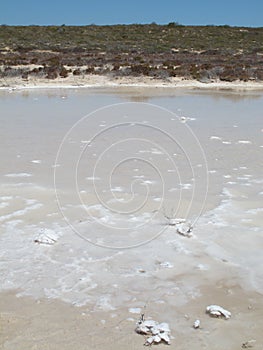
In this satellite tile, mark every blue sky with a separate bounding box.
[1,0,262,27]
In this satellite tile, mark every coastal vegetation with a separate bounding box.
[1,23,263,82]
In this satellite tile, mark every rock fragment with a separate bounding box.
[193,319,201,328]
[135,316,171,345]
[206,305,231,319]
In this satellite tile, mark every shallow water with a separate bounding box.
[0,87,262,311]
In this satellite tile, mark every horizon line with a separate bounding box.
[1,23,262,28]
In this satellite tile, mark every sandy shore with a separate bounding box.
[1,74,263,91]
[1,286,262,350]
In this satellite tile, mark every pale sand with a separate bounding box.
[1,287,262,350]
[1,74,263,91]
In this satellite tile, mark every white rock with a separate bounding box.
[158,322,170,332]
[153,335,162,343]
[242,339,256,348]
[168,218,185,226]
[176,222,193,237]
[206,305,231,319]
[210,310,222,317]
[151,326,160,335]
[160,332,171,344]
[136,318,171,345]
[135,324,149,334]
[143,320,157,328]
[193,319,200,328]
[34,229,58,245]
[145,336,154,345]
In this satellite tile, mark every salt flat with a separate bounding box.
[0,87,262,349]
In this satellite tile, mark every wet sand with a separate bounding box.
[0,287,262,350]
[0,87,262,349]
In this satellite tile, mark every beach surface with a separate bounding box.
[2,75,263,91]
[0,87,262,349]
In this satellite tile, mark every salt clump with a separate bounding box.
[206,305,231,319]
[135,316,171,346]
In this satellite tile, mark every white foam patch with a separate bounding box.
[180,183,192,190]
[47,212,59,217]
[0,202,43,223]
[199,186,263,291]
[210,136,222,140]
[133,175,145,179]
[237,176,249,181]
[107,197,131,205]
[86,176,101,181]
[195,264,209,271]
[111,186,124,192]
[159,261,174,268]
[80,140,91,144]
[237,140,252,144]
[86,204,117,225]
[5,173,32,178]
[0,202,9,209]
[31,160,41,164]
[246,208,263,215]
[251,179,263,184]
[95,296,115,311]
[241,218,252,223]
[129,307,141,314]
[0,219,123,306]
[0,172,261,309]
[128,216,142,222]
[0,196,13,201]
[168,187,178,192]
[180,116,195,122]
[153,197,162,202]
[151,149,163,155]
[2,219,23,229]
[141,180,156,185]
[138,150,151,154]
